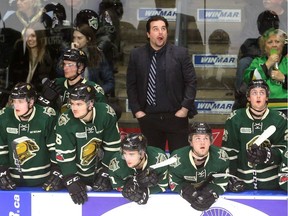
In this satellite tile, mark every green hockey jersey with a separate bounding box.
[55,77,106,113]
[108,146,168,194]
[55,102,121,185]
[0,105,57,186]
[169,145,230,196]
[222,108,287,190]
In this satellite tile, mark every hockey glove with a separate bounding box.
[42,79,61,100]
[64,175,88,205]
[136,168,159,188]
[190,187,218,211]
[247,144,273,164]
[180,182,198,205]
[122,177,149,205]
[42,165,64,191]
[92,166,112,192]
[0,166,16,190]
[227,177,245,192]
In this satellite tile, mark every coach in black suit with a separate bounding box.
[126,15,197,153]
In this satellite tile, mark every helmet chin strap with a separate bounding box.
[67,66,84,81]
[192,150,208,162]
[133,154,146,169]
[79,102,93,121]
[19,100,33,120]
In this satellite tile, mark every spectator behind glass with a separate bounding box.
[233,10,280,110]
[222,79,287,191]
[3,23,55,108]
[243,28,287,115]
[4,0,44,35]
[204,29,231,88]
[41,2,72,63]
[241,0,287,41]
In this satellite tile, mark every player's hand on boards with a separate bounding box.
[0,166,16,190]
[42,165,64,191]
[92,166,112,191]
[190,187,218,211]
[64,175,88,205]
[136,168,159,187]
[122,177,149,205]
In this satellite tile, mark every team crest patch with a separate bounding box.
[88,16,99,31]
[58,113,70,126]
[106,104,116,117]
[169,154,180,168]
[109,158,120,172]
[155,153,167,164]
[218,149,228,161]
[94,85,105,95]
[0,108,5,115]
[43,106,56,116]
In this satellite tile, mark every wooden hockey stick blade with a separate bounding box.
[150,156,177,169]
[254,125,276,146]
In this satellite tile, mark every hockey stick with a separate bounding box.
[253,125,276,146]
[150,156,177,169]
[212,173,239,179]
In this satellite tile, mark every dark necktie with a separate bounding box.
[147,52,157,106]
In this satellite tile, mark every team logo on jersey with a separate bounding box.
[19,123,29,132]
[0,108,5,115]
[88,16,99,31]
[43,106,56,116]
[58,113,70,126]
[155,153,167,164]
[80,138,102,165]
[6,127,18,134]
[56,152,64,161]
[218,149,228,161]
[169,154,181,168]
[94,84,105,95]
[12,136,39,164]
[109,157,120,172]
[106,104,116,117]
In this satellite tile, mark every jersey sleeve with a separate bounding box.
[55,113,78,176]
[221,110,241,174]
[99,104,121,166]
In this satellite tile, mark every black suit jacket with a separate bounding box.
[126,43,197,118]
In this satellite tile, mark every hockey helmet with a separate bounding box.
[42,3,66,29]
[99,0,124,18]
[246,79,270,97]
[121,133,147,153]
[69,83,96,102]
[63,49,88,68]
[10,82,37,100]
[189,122,212,136]
[257,10,279,35]
[74,9,99,32]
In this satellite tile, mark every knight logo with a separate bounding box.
[137,8,176,21]
[193,54,237,68]
[197,9,241,22]
[195,100,234,114]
